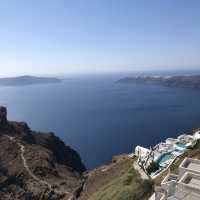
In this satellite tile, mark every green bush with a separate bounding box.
[146,161,159,174]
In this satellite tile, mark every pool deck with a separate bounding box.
[151,156,177,179]
[135,131,200,179]
[187,163,200,172]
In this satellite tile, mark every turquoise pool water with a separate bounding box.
[176,143,186,149]
[157,152,173,165]
[156,144,187,166]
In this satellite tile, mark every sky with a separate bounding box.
[0,0,200,76]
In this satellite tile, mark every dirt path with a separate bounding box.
[5,135,74,199]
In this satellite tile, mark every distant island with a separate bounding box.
[117,75,200,89]
[0,75,61,86]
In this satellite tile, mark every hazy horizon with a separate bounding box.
[1,0,200,76]
[2,68,200,78]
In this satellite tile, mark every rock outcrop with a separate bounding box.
[0,106,7,125]
[0,106,86,200]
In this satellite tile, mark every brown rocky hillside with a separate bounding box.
[0,106,86,200]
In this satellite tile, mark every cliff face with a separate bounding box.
[0,106,153,200]
[0,106,86,200]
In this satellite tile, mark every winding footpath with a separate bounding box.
[5,135,75,200]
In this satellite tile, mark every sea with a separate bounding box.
[1,70,200,169]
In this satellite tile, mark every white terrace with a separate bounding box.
[153,158,200,200]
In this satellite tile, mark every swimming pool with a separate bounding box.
[176,143,187,149]
[157,152,173,165]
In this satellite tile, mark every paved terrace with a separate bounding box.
[179,172,200,194]
[179,158,200,178]
[149,158,200,200]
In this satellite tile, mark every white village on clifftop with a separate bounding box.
[131,129,200,199]
[134,130,200,178]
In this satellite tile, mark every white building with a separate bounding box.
[135,146,150,157]
[193,131,200,140]
[154,158,200,200]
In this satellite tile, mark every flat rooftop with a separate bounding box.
[178,172,200,198]
[187,176,200,189]
[187,162,200,172]
[180,158,200,173]
[158,158,200,200]
[169,186,200,200]
[173,192,200,200]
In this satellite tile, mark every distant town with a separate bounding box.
[118,75,200,89]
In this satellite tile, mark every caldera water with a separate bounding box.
[1,71,200,169]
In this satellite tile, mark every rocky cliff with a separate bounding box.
[0,106,154,200]
[0,106,86,200]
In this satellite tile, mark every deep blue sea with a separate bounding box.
[1,71,200,169]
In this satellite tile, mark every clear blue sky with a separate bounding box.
[0,0,200,76]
